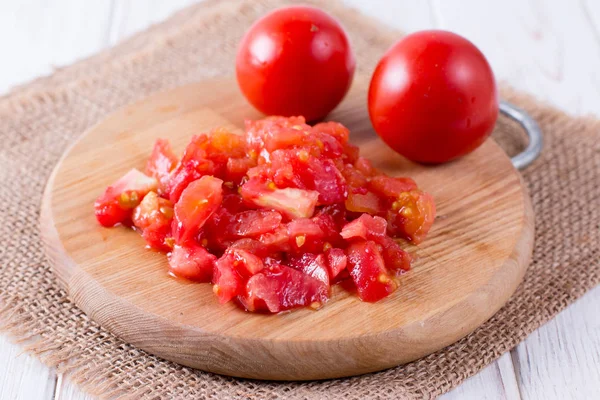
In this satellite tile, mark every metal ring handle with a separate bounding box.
[499,100,543,170]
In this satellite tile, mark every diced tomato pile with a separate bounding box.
[94,116,436,313]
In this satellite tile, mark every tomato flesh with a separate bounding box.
[346,241,396,302]
[96,116,436,312]
[169,243,216,282]
[94,168,158,227]
[240,265,329,313]
[146,139,178,196]
[341,213,388,243]
[288,253,330,286]
[240,178,319,220]
[132,191,174,251]
[172,176,223,244]
[386,190,436,244]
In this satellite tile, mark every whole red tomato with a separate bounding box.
[368,30,498,163]
[236,6,355,122]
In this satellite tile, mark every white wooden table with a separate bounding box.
[1,1,599,399]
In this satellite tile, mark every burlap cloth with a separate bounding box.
[0,0,598,398]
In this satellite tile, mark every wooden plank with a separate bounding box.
[0,0,114,95]
[0,335,56,400]
[107,0,202,45]
[433,2,600,398]
[512,286,600,400]
[54,375,95,400]
[442,354,522,400]
[429,0,600,116]
[343,0,434,33]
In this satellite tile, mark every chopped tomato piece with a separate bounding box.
[240,178,319,219]
[258,225,291,253]
[145,139,178,195]
[312,121,350,144]
[94,168,158,227]
[229,210,282,238]
[132,191,174,251]
[325,248,347,279]
[169,243,216,282]
[287,218,325,254]
[245,116,309,153]
[172,176,223,244]
[342,142,360,163]
[240,265,329,313]
[340,214,387,242]
[95,116,437,312]
[269,150,348,204]
[213,253,243,304]
[225,157,255,185]
[340,163,369,195]
[228,238,270,258]
[168,135,219,202]
[207,127,247,159]
[229,248,265,277]
[369,175,417,198]
[288,253,330,286]
[168,165,200,203]
[201,206,235,252]
[353,157,378,177]
[345,191,382,215]
[346,241,396,302]
[312,213,344,248]
[386,190,436,244]
[380,237,412,273]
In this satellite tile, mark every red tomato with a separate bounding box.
[236,6,355,121]
[368,30,498,163]
[145,139,178,196]
[132,191,174,252]
[386,190,436,244]
[95,116,440,312]
[239,265,329,313]
[325,248,347,279]
[346,240,396,302]
[168,243,216,282]
[172,176,223,244]
[94,169,158,227]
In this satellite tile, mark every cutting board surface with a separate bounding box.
[41,78,534,380]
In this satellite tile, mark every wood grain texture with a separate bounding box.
[39,77,534,380]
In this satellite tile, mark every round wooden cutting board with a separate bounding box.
[40,78,534,381]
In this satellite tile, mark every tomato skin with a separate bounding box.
[236,6,355,122]
[368,30,498,163]
[168,244,217,282]
[346,240,396,302]
[132,192,174,251]
[145,139,178,196]
[94,169,158,227]
[172,176,223,244]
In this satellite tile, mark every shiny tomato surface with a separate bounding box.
[369,30,498,163]
[236,6,355,121]
[95,117,436,313]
